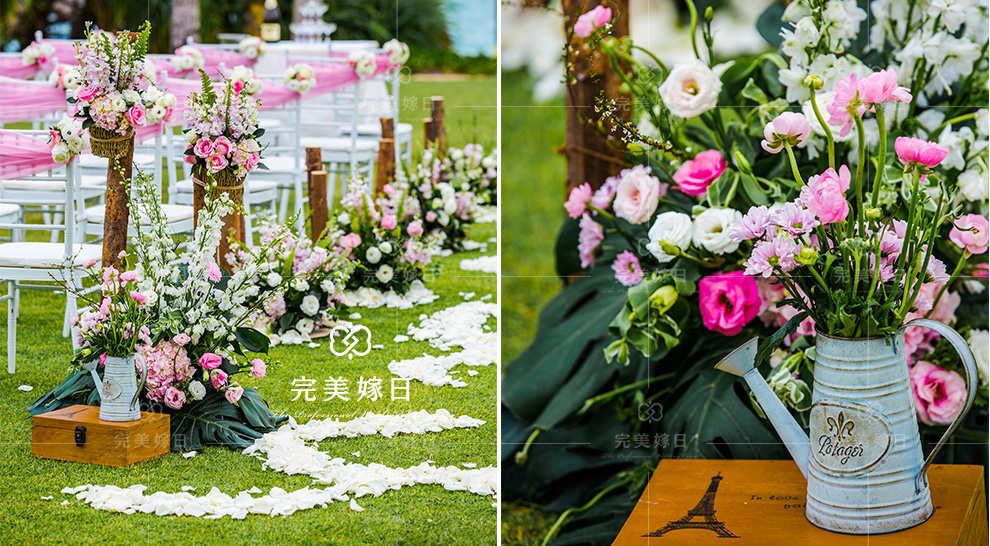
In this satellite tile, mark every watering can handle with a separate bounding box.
[131,353,148,413]
[903,318,979,493]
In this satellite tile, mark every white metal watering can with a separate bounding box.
[83,354,148,422]
[715,318,979,534]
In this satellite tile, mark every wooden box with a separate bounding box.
[32,405,170,467]
[614,459,987,546]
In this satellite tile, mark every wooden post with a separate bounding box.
[561,0,631,197]
[192,170,245,269]
[423,118,434,149]
[374,117,395,197]
[426,96,445,152]
[101,148,134,268]
[306,145,326,243]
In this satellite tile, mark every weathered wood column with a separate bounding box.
[561,0,631,197]
[424,96,445,152]
[374,117,396,197]
[101,147,134,268]
[305,147,327,242]
[192,169,244,268]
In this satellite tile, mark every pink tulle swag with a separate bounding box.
[698,271,761,336]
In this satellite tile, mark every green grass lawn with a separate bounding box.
[0,76,498,545]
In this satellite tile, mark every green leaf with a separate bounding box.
[755,310,807,367]
[741,78,769,104]
[170,388,284,451]
[235,326,270,354]
[756,1,786,48]
[555,216,584,279]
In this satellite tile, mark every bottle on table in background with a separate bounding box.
[261,0,281,42]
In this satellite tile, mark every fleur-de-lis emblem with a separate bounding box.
[826,411,855,441]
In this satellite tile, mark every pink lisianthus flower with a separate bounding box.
[613,166,666,224]
[198,353,223,370]
[761,112,811,154]
[163,387,186,410]
[574,5,612,38]
[612,250,644,286]
[744,237,802,278]
[225,385,244,404]
[857,68,911,106]
[894,137,949,175]
[125,105,146,127]
[193,138,213,158]
[74,85,97,103]
[205,261,222,282]
[910,360,966,425]
[578,213,604,268]
[212,136,233,156]
[590,176,619,210]
[565,182,594,218]
[698,271,761,336]
[407,221,424,237]
[672,150,726,196]
[799,165,851,224]
[173,333,191,346]
[827,74,866,138]
[949,214,989,255]
[211,370,228,388]
[340,233,361,249]
[129,291,147,304]
[250,358,267,378]
[381,214,397,230]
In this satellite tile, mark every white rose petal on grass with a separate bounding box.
[182,451,197,459]
[349,498,365,512]
[691,208,743,255]
[646,211,693,263]
[41,496,53,500]
[307,342,320,349]
[467,370,479,376]
[352,451,360,457]
[300,295,320,316]
[393,335,409,342]
[17,385,33,392]
[182,486,196,492]
[349,313,362,319]
[372,344,384,350]
[658,61,722,118]
[462,463,477,468]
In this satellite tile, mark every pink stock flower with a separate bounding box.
[74,85,97,103]
[578,213,604,268]
[612,250,644,286]
[251,358,267,378]
[827,74,866,138]
[198,353,223,370]
[574,5,612,38]
[698,271,761,336]
[173,333,191,346]
[730,205,771,241]
[425,211,438,222]
[673,150,726,196]
[381,214,397,230]
[163,387,186,410]
[895,137,949,171]
[565,182,593,218]
[761,112,811,154]
[193,138,213,158]
[382,183,395,196]
[340,233,362,249]
[129,291,147,304]
[744,237,802,278]
[225,385,244,404]
[212,136,233,156]
[613,166,665,224]
[407,221,424,237]
[910,360,966,425]
[949,214,989,255]
[800,165,851,224]
[125,105,146,127]
[858,68,911,105]
[205,261,222,282]
[211,370,228,388]
[120,270,139,282]
[209,154,229,172]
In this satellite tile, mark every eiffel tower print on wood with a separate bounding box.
[644,472,739,538]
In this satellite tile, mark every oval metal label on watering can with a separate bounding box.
[810,400,892,475]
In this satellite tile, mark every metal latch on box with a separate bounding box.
[74,425,85,447]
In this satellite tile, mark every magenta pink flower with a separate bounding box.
[730,205,771,241]
[225,385,244,404]
[612,250,644,286]
[99,353,107,367]
[858,68,911,105]
[800,165,851,224]
[895,137,949,171]
[574,5,612,38]
[827,74,866,138]
[910,360,966,425]
[205,262,222,282]
[251,358,267,378]
[761,112,810,154]
[212,136,233,156]
[381,214,397,230]
[74,85,97,103]
[173,333,191,346]
[125,105,146,127]
[407,221,424,237]
[699,271,761,336]
[949,214,989,255]
[744,237,801,278]
[565,182,593,218]
[193,138,213,158]
[198,353,223,370]
[211,369,228,388]
[673,150,726,196]
[163,387,186,410]
[341,233,362,249]
[578,214,604,268]
[129,291,147,304]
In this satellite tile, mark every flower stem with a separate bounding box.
[852,114,867,236]
[870,105,887,208]
[924,252,969,319]
[808,86,835,170]
[685,0,701,60]
[784,144,804,186]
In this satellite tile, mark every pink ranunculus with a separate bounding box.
[565,182,593,218]
[212,136,233,156]
[74,85,97,103]
[205,261,222,282]
[699,271,761,336]
[198,353,223,370]
[129,291,147,304]
[673,150,726,196]
[800,165,851,224]
[425,211,438,222]
[251,358,267,378]
[341,233,362,249]
[381,214,397,230]
[910,360,966,425]
[761,112,811,154]
[858,68,911,105]
[120,270,139,282]
[949,214,989,255]
[163,387,186,410]
[612,250,644,286]
[209,154,229,173]
[895,137,949,169]
[407,221,424,237]
[225,385,244,404]
[173,333,191,346]
[125,105,146,127]
[193,138,213,158]
[613,165,665,224]
[574,5,612,38]
[184,154,197,165]
[211,369,228,389]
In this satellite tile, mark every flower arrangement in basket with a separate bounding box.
[441,144,499,206]
[69,21,175,157]
[48,64,81,90]
[283,63,316,93]
[238,36,265,60]
[21,40,55,69]
[383,39,411,67]
[227,220,355,345]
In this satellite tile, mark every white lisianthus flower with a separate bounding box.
[185,130,199,144]
[338,212,350,224]
[296,318,315,335]
[188,380,206,401]
[143,85,162,102]
[292,278,309,292]
[244,78,263,95]
[366,247,382,264]
[376,265,394,284]
[300,295,320,316]
[266,272,282,287]
[65,135,84,152]
[958,165,988,202]
[646,211,693,263]
[378,241,393,254]
[692,208,743,255]
[111,95,127,112]
[160,92,176,108]
[658,61,722,119]
[970,330,988,385]
[51,142,72,163]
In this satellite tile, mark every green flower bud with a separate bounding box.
[865,207,882,220]
[659,240,682,257]
[802,75,824,90]
[704,7,714,23]
[795,247,818,265]
[649,285,679,314]
[733,150,752,174]
[514,451,528,465]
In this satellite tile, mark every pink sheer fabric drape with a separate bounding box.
[0,130,64,179]
[287,55,392,96]
[0,54,39,79]
[152,47,256,79]
[0,76,68,123]
[38,40,80,65]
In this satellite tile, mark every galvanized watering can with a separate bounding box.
[715,318,978,534]
[83,354,148,422]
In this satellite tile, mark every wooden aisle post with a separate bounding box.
[101,149,134,268]
[305,147,327,242]
[192,172,245,269]
[374,117,396,197]
[561,0,631,198]
[423,96,445,152]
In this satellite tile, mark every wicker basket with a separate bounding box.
[192,167,245,205]
[89,126,135,159]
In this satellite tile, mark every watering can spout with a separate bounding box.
[82,360,104,400]
[715,337,810,479]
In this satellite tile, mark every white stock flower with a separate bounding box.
[646,212,693,263]
[301,295,320,316]
[338,213,351,224]
[266,272,283,287]
[658,61,722,119]
[366,247,382,264]
[692,208,743,255]
[188,380,206,401]
[970,330,988,385]
[376,265,395,284]
[292,278,309,292]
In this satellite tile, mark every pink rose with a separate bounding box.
[341,233,362,249]
[125,105,146,127]
[163,387,186,410]
[564,182,593,218]
[407,221,424,237]
[673,150,726,196]
[129,291,147,304]
[205,262,222,282]
[193,138,213,158]
[211,369,228,389]
[251,358,267,378]
[574,5,612,38]
[381,214,397,230]
[244,152,260,171]
[426,211,437,222]
[800,165,851,224]
[613,165,665,224]
[232,81,244,95]
[209,154,229,173]
[199,353,223,369]
[173,333,191,346]
[212,136,233,156]
[184,154,197,165]
[74,85,97,103]
[910,360,966,425]
[225,385,244,404]
[949,214,989,255]
[698,271,761,336]
[895,137,949,169]
[99,353,107,367]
